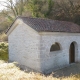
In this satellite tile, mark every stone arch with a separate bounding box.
[50,42,61,52]
[69,41,78,63]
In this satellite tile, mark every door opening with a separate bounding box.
[69,42,75,63]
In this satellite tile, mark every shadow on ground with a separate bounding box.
[51,63,80,78]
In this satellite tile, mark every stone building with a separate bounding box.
[6,17,80,74]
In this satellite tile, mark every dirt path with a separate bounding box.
[52,63,80,77]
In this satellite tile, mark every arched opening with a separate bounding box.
[69,42,76,63]
[50,42,61,52]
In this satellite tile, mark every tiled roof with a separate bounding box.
[7,17,80,33]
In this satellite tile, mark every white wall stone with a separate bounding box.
[39,32,80,73]
[8,23,80,74]
[8,23,41,72]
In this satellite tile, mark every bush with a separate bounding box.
[0,33,8,42]
[0,42,8,61]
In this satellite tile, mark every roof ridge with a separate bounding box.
[17,16,79,25]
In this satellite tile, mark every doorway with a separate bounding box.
[69,42,75,63]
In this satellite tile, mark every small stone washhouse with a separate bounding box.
[6,17,80,74]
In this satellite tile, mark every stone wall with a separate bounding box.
[39,32,80,73]
[8,23,41,72]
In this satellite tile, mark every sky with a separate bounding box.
[0,0,16,11]
[0,0,7,10]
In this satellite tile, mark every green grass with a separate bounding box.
[0,42,8,61]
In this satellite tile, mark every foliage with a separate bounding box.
[27,0,46,17]
[0,0,80,36]
[52,0,80,25]
[0,0,28,21]
[27,0,54,18]
[0,10,13,33]
[0,0,28,34]
[44,0,54,18]
[0,42,8,61]
[27,0,80,25]
[0,33,8,42]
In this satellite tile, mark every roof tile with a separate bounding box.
[7,17,80,33]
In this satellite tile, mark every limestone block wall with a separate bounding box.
[8,23,41,72]
[39,32,80,73]
[8,23,80,74]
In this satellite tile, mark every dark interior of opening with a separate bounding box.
[50,43,60,52]
[69,42,75,63]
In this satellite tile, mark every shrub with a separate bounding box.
[0,33,8,42]
[0,42,8,61]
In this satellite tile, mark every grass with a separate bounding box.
[0,49,8,61]
[0,60,80,80]
[0,42,8,61]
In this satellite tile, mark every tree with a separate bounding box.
[52,0,80,25]
[44,0,54,18]
[0,0,28,21]
[27,0,54,18]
